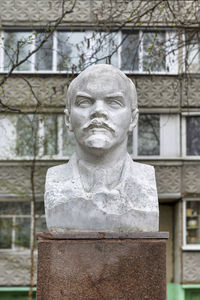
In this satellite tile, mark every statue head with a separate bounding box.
[64,64,138,154]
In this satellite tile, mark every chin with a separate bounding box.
[85,135,112,151]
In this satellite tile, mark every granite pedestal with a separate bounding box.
[37,232,168,300]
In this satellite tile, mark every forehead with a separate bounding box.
[76,71,127,96]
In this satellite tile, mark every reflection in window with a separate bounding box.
[186,201,200,245]
[121,31,139,71]
[15,217,30,248]
[57,31,86,71]
[138,114,160,156]
[16,114,39,156]
[186,117,200,155]
[143,31,166,72]
[185,32,200,73]
[0,201,46,249]
[0,218,12,249]
[90,32,118,66]
[121,31,166,72]
[35,32,53,71]
[43,115,58,156]
[4,31,33,71]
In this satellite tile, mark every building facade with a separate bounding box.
[0,1,200,299]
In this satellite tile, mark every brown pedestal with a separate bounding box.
[37,232,168,300]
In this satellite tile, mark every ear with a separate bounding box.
[64,108,73,131]
[129,108,139,132]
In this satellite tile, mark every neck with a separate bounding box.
[75,140,128,167]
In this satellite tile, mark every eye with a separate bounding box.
[107,99,123,108]
[75,98,93,108]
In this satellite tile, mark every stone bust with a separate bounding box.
[44,64,159,232]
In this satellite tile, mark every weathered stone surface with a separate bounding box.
[45,65,159,232]
[37,232,168,300]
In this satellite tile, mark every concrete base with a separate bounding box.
[36,232,168,300]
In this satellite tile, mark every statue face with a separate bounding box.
[67,71,135,152]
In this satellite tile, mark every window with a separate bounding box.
[121,30,177,73]
[138,114,160,156]
[0,29,177,74]
[0,201,46,250]
[183,200,200,249]
[16,114,39,156]
[3,31,33,71]
[182,115,200,157]
[132,114,180,157]
[0,113,181,159]
[185,31,200,73]
[186,116,200,156]
[0,113,77,159]
[35,32,53,71]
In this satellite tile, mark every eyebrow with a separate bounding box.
[105,92,124,98]
[105,93,124,102]
[76,92,93,99]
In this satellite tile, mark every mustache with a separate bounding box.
[82,118,115,133]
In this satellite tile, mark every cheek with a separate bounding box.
[113,111,132,131]
[70,111,82,128]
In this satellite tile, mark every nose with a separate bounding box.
[90,100,108,120]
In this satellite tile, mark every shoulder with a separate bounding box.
[46,154,76,183]
[132,160,155,175]
[46,163,69,181]
[127,155,155,177]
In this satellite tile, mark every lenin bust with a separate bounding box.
[44,64,159,232]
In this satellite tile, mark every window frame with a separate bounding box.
[132,113,180,159]
[0,113,181,160]
[0,113,77,160]
[0,28,178,75]
[120,29,178,74]
[0,200,46,251]
[183,29,200,74]
[183,198,200,250]
[182,112,200,158]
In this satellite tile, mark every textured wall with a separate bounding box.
[182,77,200,108]
[0,75,181,109]
[0,0,199,26]
[182,252,200,282]
[1,163,200,198]
[0,251,37,285]
[0,165,47,196]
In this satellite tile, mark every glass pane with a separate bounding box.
[43,115,58,155]
[4,31,33,71]
[143,32,166,72]
[185,32,200,72]
[186,201,200,245]
[57,31,86,71]
[35,201,45,215]
[121,31,139,71]
[0,218,12,249]
[0,202,30,215]
[186,117,200,155]
[36,216,47,232]
[15,217,30,248]
[35,32,53,70]
[138,114,160,156]
[89,32,119,67]
[16,114,39,156]
[62,117,76,156]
